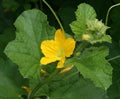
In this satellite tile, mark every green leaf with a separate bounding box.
[49,74,107,99]
[85,0,112,21]
[0,58,27,99]
[84,19,111,44]
[90,35,111,44]
[70,3,96,41]
[107,41,120,99]
[65,46,112,90]
[4,9,55,79]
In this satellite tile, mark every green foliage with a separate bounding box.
[70,3,96,41]
[70,3,111,44]
[0,58,27,98]
[66,46,112,90]
[86,19,111,44]
[4,9,55,79]
[49,75,106,99]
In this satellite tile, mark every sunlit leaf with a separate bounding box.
[65,46,112,90]
[4,9,55,79]
[70,3,96,41]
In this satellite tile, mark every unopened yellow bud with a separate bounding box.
[82,34,90,40]
[40,69,47,75]
[22,85,31,93]
[59,66,73,74]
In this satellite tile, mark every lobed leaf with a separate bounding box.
[4,9,55,79]
[65,46,112,90]
[70,3,96,41]
[49,74,106,99]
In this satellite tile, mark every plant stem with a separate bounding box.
[105,3,120,25]
[108,55,120,61]
[27,69,59,99]
[75,41,89,56]
[42,0,65,32]
[63,71,79,80]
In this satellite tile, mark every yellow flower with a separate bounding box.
[40,29,76,68]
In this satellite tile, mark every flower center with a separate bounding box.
[57,48,65,59]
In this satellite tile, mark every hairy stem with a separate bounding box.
[42,0,65,32]
[108,55,120,61]
[27,69,59,99]
[75,41,89,56]
[105,3,120,25]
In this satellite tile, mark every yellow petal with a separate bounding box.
[64,38,76,57]
[40,57,57,65]
[41,40,59,57]
[55,29,66,44]
[56,57,65,68]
